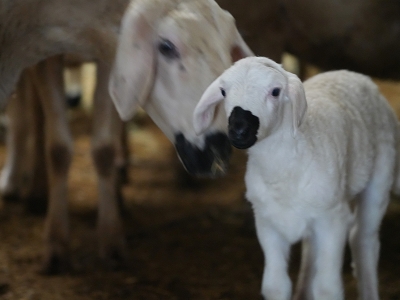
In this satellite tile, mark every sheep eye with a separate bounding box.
[158,39,180,59]
[272,88,281,97]
[220,88,226,97]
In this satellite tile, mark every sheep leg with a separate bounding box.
[349,155,392,300]
[91,61,127,266]
[21,68,49,213]
[254,213,291,300]
[0,68,49,212]
[310,210,349,300]
[33,56,73,274]
[0,73,33,201]
[293,237,314,300]
[115,121,129,186]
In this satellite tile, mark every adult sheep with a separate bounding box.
[193,57,400,300]
[0,0,253,273]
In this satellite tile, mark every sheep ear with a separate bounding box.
[210,5,253,63]
[108,0,173,121]
[230,30,254,62]
[193,77,224,135]
[287,73,307,137]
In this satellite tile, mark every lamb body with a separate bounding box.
[193,57,400,299]
[247,70,394,242]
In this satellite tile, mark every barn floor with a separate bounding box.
[1,79,400,299]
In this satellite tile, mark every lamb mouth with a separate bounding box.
[229,137,257,149]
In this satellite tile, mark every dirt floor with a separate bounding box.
[1,79,400,300]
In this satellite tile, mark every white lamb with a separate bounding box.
[193,56,400,300]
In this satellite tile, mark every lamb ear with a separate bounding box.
[193,77,224,135]
[287,72,307,137]
[108,0,174,121]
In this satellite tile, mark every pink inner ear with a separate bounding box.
[203,111,212,126]
[231,45,245,63]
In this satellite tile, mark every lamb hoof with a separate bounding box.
[40,252,71,275]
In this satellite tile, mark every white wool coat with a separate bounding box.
[245,70,399,243]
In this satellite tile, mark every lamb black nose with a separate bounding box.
[230,120,250,139]
[228,106,260,149]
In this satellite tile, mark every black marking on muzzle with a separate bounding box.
[174,132,232,178]
[228,106,259,149]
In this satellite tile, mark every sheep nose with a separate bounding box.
[229,120,250,139]
[228,106,260,149]
[174,132,232,178]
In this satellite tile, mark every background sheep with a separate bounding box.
[0,3,131,270]
[0,56,129,274]
[193,56,400,299]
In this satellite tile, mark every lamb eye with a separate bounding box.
[272,88,281,97]
[158,39,180,59]
[220,88,226,97]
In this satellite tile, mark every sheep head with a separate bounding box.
[193,57,307,149]
[109,0,253,177]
